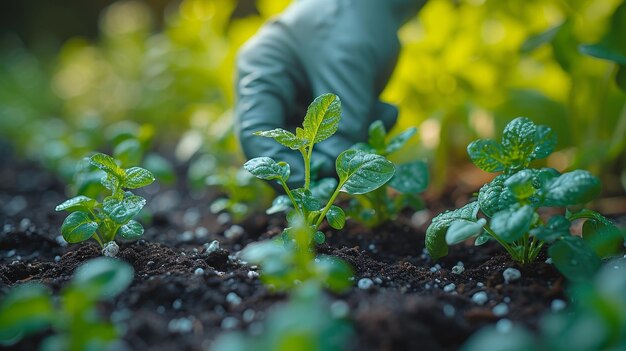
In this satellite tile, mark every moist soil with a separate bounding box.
[1,153,567,351]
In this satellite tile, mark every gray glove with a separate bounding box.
[235,0,425,187]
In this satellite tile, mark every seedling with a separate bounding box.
[244,93,395,245]
[350,120,429,227]
[56,153,155,256]
[0,257,134,351]
[425,117,622,281]
[207,167,273,223]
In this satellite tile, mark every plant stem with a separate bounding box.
[301,148,311,191]
[315,184,344,229]
[483,225,519,260]
[280,180,303,217]
[93,232,104,247]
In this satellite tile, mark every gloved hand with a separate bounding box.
[235,0,425,187]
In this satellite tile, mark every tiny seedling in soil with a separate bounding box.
[0,257,134,351]
[56,153,155,257]
[426,117,623,281]
[350,120,429,227]
[244,93,395,245]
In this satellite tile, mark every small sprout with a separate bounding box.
[502,268,521,284]
[357,278,374,290]
[55,153,154,255]
[425,118,620,282]
[472,291,488,305]
[348,120,428,227]
[492,303,509,317]
[244,93,395,246]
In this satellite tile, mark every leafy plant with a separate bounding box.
[350,120,429,227]
[207,167,274,223]
[462,256,626,351]
[425,117,622,281]
[212,281,352,351]
[0,257,134,351]
[56,153,155,257]
[244,93,395,245]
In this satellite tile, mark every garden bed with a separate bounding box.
[1,153,570,351]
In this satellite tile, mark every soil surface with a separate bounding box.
[1,151,573,351]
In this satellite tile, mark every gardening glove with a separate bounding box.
[235,0,426,188]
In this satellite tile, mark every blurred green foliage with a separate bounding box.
[0,0,624,199]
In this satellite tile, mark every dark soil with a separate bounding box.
[1,153,569,351]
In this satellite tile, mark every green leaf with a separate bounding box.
[582,216,623,258]
[55,196,97,213]
[60,211,98,243]
[101,173,121,194]
[446,218,487,245]
[478,175,516,217]
[467,139,506,172]
[542,170,601,206]
[0,283,53,345]
[123,167,155,189]
[531,125,557,160]
[579,44,626,65]
[293,189,322,211]
[119,220,144,240]
[302,93,341,145]
[336,150,395,195]
[520,24,562,53]
[254,128,307,150]
[504,170,536,200]
[425,202,479,260]
[72,257,134,300]
[313,231,326,244]
[501,117,537,170]
[385,127,417,155]
[267,195,292,215]
[491,205,534,242]
[549,236,601,282]
[367,120,387,151]
[244,157,290,182]
[388,160,429,193]
[530,215,570,243]
[474,233,490,246]
[102,194,146,224]
[326,205,346,230]
[89,153,125,179]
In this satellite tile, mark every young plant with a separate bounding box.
[207,167,274,223]
[0,257,134,351]
[350,120,429,227]
[244,93,395,245]
[425,117,622,281]
[56,153,155,257]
